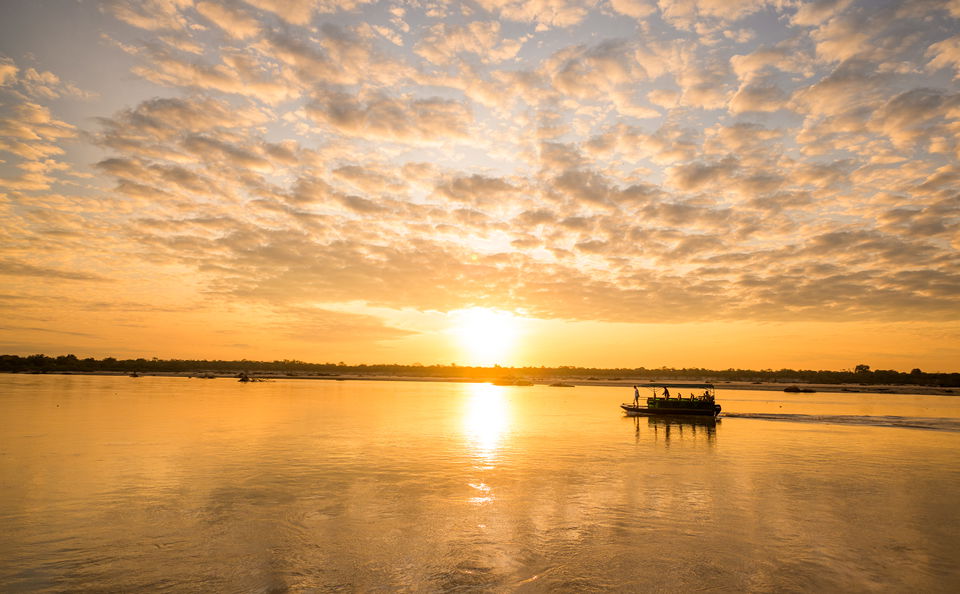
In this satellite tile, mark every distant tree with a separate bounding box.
[854,364,871,374]
[26,354,52,371]
[911,368,922,375]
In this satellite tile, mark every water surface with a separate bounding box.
[1,375,958,591]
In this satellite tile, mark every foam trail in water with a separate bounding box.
[721,413,960,432]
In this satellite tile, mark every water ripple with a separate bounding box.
[722,412,960,432]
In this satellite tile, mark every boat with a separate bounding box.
[621,383,721,417]
[238,372,267,383]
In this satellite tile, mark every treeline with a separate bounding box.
[1,354,958,387]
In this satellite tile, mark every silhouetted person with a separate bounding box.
[633,385,640,406]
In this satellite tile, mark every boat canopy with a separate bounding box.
[645,383,714,389]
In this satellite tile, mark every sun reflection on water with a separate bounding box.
[462,382,510,465]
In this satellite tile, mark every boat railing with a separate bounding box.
[648,384,714,400]
[647,397,713,407]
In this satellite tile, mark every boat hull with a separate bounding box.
[621,404,720,417]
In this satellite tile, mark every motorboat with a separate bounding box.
[621,383,721,417]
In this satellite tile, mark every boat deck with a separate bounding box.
[621,403,720,417]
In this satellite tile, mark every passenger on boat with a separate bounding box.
[633,385,640,406]
[663,387,670,398]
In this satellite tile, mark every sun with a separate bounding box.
[452,307,521,366]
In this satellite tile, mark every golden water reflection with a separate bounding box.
[461,383,511,465]
[3,377,960,592]
[635,415,718,447]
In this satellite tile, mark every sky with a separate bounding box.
[1,0,959,371]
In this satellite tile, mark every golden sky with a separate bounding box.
[1,0,959,371]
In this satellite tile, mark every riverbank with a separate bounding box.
[6,371,957,396]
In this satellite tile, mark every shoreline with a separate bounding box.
[6,371,957,396]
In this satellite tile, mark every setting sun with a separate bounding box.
[452,308,522,367]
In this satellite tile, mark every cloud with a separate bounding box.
[0,102,75,142]
[98,96,269,142]
[648,88,680,108]
[370,24,404,46]
[926,34,960,78]
[0,101,76,179]
[667,158,739,191]
[8,0,957,339]
[415,21,525,65]
[0,56,17,85]
[243,0,315,24]
[657,0,772,31]
[274,305,416,343]
[790,0,855,27]
[548,40,647,100]
[0,56,95,100]
[730,41,813,82]
[338,193,388,213]
[243,0,373,25]
[100,0,192,31]
[550,169,614,205]
[0,259,110,281]
[181,135,272,171]
[675,49,735,109]
[91,95,309,208]
[129,45,294,104]
[257,25,412,88]
[435,174,517,204]
[195,1,261,39]
[474,0,592,29]
[708,122,784,156]
[609,0,657,21]
[332,165,407,194]
[305,89,472,143]
[0,325,100,338]
[790,58,889,117]
[808,11,872,63]
[729,79,789,113]
[870,87,960,150]
[0,158,72,191]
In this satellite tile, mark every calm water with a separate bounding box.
[1,375,959,592]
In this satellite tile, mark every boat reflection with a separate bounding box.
[461,382,510,464]
[632,414,718,446]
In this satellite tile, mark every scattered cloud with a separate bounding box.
[415,21,525,65]
[305,89,473,143]
[0,259,110,281]
[2,0,959,365]
[195,1,261,39]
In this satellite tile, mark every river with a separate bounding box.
[1,374,958,591]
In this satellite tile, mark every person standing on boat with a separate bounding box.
[663,387,670,398]
[633,385,640,406]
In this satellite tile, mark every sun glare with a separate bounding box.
[451,307,521,367]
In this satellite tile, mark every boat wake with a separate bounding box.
[721,412,960,432]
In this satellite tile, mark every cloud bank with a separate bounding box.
[1,0,959,363]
